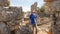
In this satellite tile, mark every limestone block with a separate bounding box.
[44,0,54,2]
[7,20,20,31]
[0,22,9,34]
[0,0,10,7]
[0,7,23,21]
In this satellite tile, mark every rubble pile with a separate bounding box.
[37,17,53,32]
[7,20,20,31]
[20,26,33,34]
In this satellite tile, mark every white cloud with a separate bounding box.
[26,0,33,2]
[22,6,30,12]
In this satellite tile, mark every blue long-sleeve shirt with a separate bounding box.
[29,14,37,24]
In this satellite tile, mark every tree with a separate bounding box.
[40,6,45,12]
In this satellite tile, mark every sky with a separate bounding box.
[10,0,45,12]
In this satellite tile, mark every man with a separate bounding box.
[29,10,37,34]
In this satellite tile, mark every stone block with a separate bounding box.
[0,0,10,7]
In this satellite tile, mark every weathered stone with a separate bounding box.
[44,0,54,2]
[7,20,20,31]
[44,0,60,34]
[31,2,37,12]
[0,7,23,21]
[0,0,10,7]
[0,22,9,34]
[0,6,23,34]
[20,26,33,34]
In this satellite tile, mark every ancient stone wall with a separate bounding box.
[44,0,60,34]
[0,0,23,34]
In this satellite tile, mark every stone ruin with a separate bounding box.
[44,0,60,34]
[31,2,37,12]
[0,7,23,34]
[0,0,24,34]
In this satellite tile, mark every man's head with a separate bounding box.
[31,10,36,14]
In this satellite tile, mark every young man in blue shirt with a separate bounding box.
[29,10,37,34]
